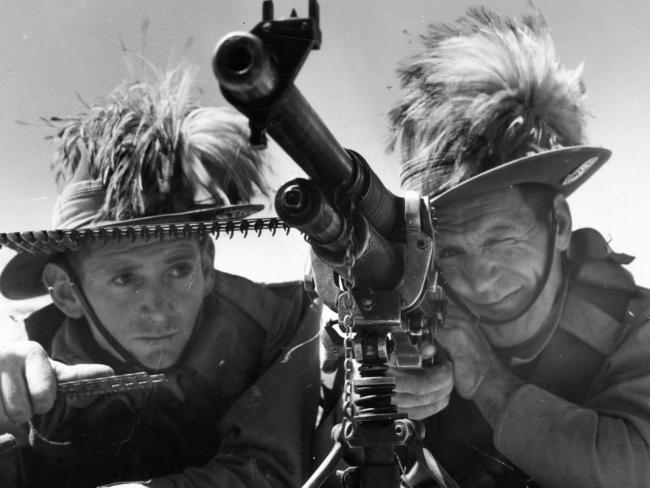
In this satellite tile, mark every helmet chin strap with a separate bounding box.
[439,210,559,327]
[58,261,185,373]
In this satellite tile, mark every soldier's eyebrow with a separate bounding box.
[85,257,141,276]
[83,241,198,275]
[161,248,199,264]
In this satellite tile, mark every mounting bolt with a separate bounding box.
[360,295,374,310]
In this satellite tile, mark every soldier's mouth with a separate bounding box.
[137,331,180,342]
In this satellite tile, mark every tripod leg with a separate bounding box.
[404,446,459,488]
[303,440,347,488]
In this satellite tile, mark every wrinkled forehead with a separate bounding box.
[434,186,531,232]
[69,236,203,268]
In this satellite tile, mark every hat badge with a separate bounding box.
[561,156,598,187]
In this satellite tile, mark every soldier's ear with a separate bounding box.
[199,238,215,296]
[553,193,572,252]
[42,262,84,319]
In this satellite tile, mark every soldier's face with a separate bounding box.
[74,238,213,370]
[435,187,554,322]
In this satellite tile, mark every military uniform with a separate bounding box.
[18,271,321,488]
[421,229,650,488]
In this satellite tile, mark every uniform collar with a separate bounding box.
[494,277,569,366]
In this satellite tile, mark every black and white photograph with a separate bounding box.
[0,1,649,487]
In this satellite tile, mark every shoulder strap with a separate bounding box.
[563,228,641,354]
[568,228,635,293]
[568,228,636,316]
[622,286,650,330]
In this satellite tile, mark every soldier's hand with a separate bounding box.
[0,341,114,426]
[434,305,508,400]
[389,343,454,420]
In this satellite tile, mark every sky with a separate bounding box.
[0,0,649,316]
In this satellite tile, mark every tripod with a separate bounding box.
[301,288,458,488]
[212,2,455,486]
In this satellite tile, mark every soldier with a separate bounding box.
[0,66,320,488]
[388,8,650,487]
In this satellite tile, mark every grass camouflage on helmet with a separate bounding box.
[0,65,274,300]
[388,7,611,205]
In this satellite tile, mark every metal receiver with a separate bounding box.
[212,0,424,297]
[213,3,448,488]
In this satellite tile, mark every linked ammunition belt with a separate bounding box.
[57,372,166,400]
[1,218,294,401]
[0,218,291,254]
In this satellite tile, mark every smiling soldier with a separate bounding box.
[388,8,650,488]
[0,66,320,488]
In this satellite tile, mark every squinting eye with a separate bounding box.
[169,263,194,278]
[438,247,464,260]
[486,237,515,247]
[112,273,136,286]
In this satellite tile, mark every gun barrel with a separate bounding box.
[215,32,355,184]
[268,84,356,184]
[275,179,347,252]
[214,32,401,236]
[213,31,278,101]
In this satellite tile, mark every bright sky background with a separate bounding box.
[1,0,649,318]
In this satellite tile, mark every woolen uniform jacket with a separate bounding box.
[16,271,321,488]
[421,229,650,488]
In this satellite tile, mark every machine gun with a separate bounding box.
[213,2,451,487]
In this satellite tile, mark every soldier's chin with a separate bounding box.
[470,291,529,323]
[136,349,181,371]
